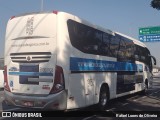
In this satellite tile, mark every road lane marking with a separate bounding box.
[148,90,160,96]
[141,96,146,99]
[132,95,147,102]
[154,90,160,93]
[106,108,116,111]
[122,103,129,106]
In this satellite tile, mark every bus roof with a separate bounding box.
[10,10,115,36]
[9,10,146,48]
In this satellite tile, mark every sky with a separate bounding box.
[0,0,160,65]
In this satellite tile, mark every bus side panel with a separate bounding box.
[56,12,74,92]
[56,13,81,109]
[109,72,117,99]
[84,73,95,106]
[58,14,118,108]
[67,74,85,109]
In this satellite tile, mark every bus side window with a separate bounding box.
[110,35,120,57]
[102,33,111,56]
[68,19,113,57]
[117,38,127,61]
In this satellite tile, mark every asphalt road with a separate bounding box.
[1,78,160,120]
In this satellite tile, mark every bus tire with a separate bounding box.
[98,85,109,111]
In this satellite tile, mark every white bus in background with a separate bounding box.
[4,11,156,110]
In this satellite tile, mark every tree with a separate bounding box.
[151,0,160,10]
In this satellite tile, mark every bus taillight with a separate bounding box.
[4,66,11,92]
[49,66,65,94]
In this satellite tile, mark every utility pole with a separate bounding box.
[41,0,44,11]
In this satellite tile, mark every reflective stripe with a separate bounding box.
[9,72,53,76]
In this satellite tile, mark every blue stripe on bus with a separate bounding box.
[9,72,53,76]
[70,57,143,72]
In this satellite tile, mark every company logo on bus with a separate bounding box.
[26,56,32,62]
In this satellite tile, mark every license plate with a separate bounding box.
[22,101,34,107]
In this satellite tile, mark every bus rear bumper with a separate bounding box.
[4,90,67,110]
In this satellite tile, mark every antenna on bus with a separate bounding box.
[41,0,44,11]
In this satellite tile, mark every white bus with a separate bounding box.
[4,11,156,110]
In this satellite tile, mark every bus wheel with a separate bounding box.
[98,85,109,111]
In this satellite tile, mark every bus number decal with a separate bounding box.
[26,17,34,35]
[87,78,94,86]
